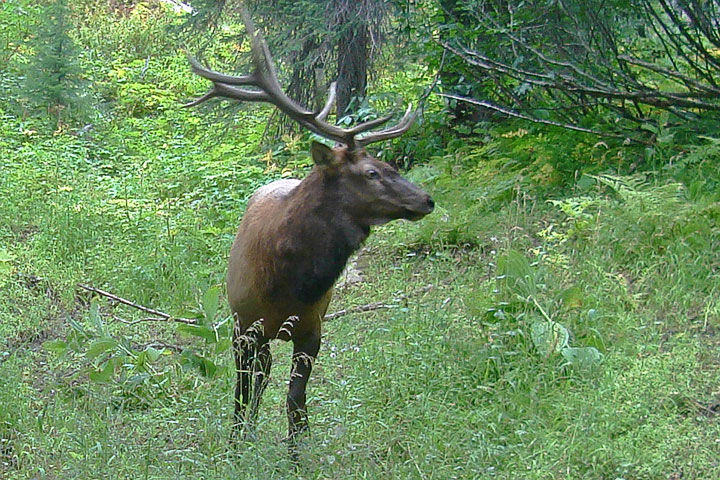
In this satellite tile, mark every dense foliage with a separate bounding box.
[1,0,719,478]
[405,0,720,144]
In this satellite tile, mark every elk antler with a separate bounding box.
[184,8,415,150]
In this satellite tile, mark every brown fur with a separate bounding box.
[228,142,434,447]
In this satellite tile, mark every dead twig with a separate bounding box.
[111,315,180,326]
[80,280,439,326]
[325,281,442,322]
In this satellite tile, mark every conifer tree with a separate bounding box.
[24,0,87,129]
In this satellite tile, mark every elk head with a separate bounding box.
[309,142,434,226]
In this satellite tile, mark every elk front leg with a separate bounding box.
[287,332,320,444]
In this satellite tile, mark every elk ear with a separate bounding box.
[310,141,335,167]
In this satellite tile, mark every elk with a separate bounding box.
[186,10,434,451]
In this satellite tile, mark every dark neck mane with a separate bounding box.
[272,169,369,304]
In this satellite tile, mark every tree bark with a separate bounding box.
[334,1,369,117]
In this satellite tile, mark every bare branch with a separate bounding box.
[417,49,447,111]
[438,93,641,143]
[439,0,720,136]
[618,55,720,95]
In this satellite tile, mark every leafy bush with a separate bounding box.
[491,249,604,370]
[45,286,232,403]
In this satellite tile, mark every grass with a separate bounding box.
[2,109,720,479]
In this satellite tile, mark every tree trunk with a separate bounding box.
[334,1,369,118]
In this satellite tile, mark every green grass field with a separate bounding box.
[2,114,719,479]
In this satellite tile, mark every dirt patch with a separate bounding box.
[9,224,39,243]
[0,274,81,398]
[0,422,19,475]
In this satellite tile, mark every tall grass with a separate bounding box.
[2,116,719,478]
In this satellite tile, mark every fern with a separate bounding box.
[589,174,686,216]
[676,136,720,168]
[546,174,711,262]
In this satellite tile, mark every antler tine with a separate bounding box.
[356,104,417,148]
[348,114,394,135]
[183,60,272,108]
[183,88,219,108]
[187,56,257,86]
[184,55,271,108]
[316,82,337,122]
[240,6,280,86]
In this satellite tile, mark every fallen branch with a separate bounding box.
[77,283,198,325]
[79,282,435,326]
[324,302,395,321]
[111,314,183,326]
[324,283,439,321]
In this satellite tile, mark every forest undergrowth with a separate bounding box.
[2,1,720,479]
[1,105,719,478]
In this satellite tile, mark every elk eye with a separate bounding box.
[366,169,380,179]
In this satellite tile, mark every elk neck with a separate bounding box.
[273,168,370,305]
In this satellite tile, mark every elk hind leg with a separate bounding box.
[247,342,272,423]
[233,318,267,438]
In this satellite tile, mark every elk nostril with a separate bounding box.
[427,197,435,210]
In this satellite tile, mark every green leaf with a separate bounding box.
[89,360,115,383]
[127,373,151,386]
[85,337,118,359]
[176,324,217,342]
[199,357,218,378]
[559,286,583,309]
[68,318,88,336]
[181,351,221,378]
[530,320,569,356]
[88,300,106,336]
[215,338,232,354]
[575,175,596,190]
[144,346,163,363]
[173,308,204,321]
[43,339,68,354]
[561,347,604,369]
[496,249,537,300]
[202,285,221,324]
[583,327,606,351]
